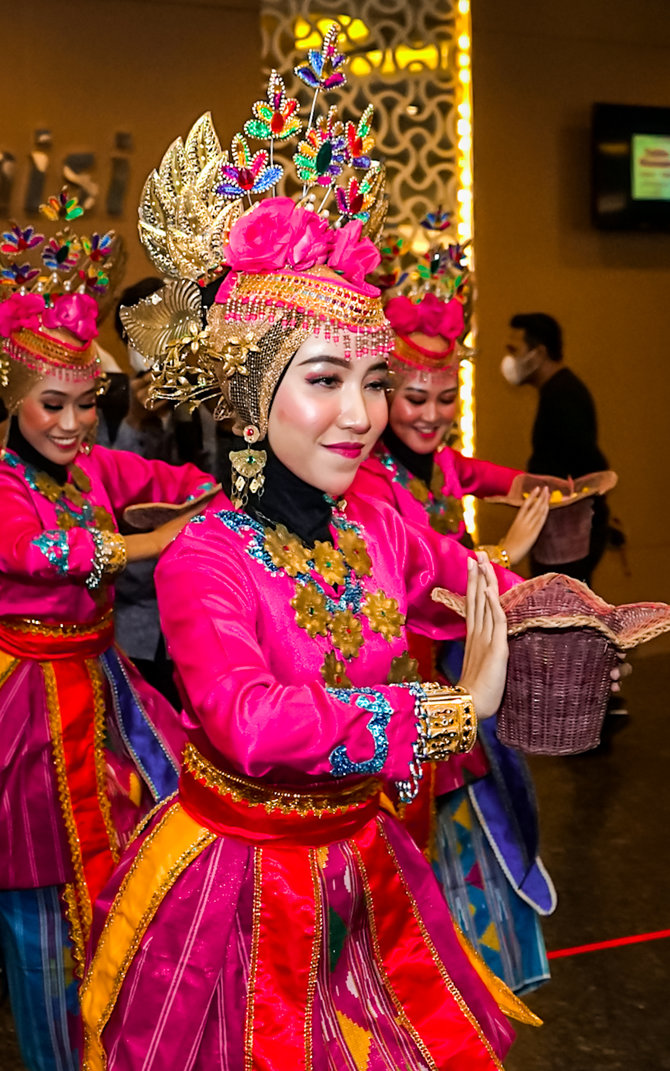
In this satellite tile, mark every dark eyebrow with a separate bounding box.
[40,388,97,400]
[297,355,388,373]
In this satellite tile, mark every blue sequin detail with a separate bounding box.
[212,508,368,615]
[31,530,70,575]
[327,687,393,777]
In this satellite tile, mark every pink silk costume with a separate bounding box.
[354,441,521,544]
[81,488,533,1071]
[352,442,522,833]
[0,442,211,969]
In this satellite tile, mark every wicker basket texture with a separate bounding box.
[432,573,670,755]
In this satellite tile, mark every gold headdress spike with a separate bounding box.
[137,113,242,282]
[122,22,392,424]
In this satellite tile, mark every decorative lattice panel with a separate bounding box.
[259,1,477,534]
[260,0,468,247]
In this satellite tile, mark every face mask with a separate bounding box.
[500,349,539,386]
[127,344,151,374]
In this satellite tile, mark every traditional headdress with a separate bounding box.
[376,209,472,381]
[120,24,392,501]
[0,190,125,415]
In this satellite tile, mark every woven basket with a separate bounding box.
[485,471,618,566]
[532,496,593,564]
[432,573,670,755]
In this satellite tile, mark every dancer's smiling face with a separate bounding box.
[18,373,98,465]
[268,334,390,496]
[389,367,458,455]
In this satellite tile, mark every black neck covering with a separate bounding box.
[222,436,334,547]
[382,425,434,486]
[6,417,69,484]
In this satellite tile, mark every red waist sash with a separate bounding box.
[179,748,381,848]
[177,745,506,1071]
[0,613,117,977]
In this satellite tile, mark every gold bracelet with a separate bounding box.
[417,682,477,760]
[476,543,510,569]
[104,531,128,576]
[86,530,128,591]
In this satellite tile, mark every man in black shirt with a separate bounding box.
[502,312,609,583]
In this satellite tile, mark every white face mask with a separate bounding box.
[500,348,539,386]
[127,345,151,374]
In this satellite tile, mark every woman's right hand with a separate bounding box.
[458,553,509,719]
[502,485,550,564]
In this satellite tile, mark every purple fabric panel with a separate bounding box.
[0,661,70,887]
[101,837,251,1071]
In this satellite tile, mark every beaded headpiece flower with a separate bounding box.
[121,23,392,445]
[0,190,125,412]
[375,209,472,379]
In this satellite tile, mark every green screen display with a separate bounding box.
[631,134,670,201]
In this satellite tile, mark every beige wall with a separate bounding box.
[471,0,670,617]
[1,0,261,361]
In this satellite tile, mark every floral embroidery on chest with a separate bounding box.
[375,443,464,536]
[212,506,418,687]
[2,450,115,573]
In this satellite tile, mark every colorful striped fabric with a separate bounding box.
[0,886,79,1071]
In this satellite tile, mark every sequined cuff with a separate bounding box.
[415,682,477,760]
[476,543,510,569]
[86,530,127,591]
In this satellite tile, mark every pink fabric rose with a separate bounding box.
[287,208,332,271]
[42,293,99,341]
[327,220,381,296]
[0,292,45,339]
[421,292,464,343]
[385,292,464,348]
[384,295,420,336]
[225,198,297,273]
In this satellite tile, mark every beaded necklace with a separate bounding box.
[2,448,115,531]
[374,442,464,536]
[209,502,419,688]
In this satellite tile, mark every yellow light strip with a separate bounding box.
[454,0,477,541]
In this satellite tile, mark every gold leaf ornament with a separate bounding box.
[210,331,257,380]
[291,583,330,637]
[312,541,347,586]
[387,651,420,684]
[120,279,203,363]
[336,527,372,576]
[264,524,311,577]
[329,609,364,659]
[137,113,242,281]
[320,650,353,689]
[362,590,405,640]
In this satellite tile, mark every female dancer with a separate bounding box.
[354,290,555,994]
[80,95,540,1065]
[355,291,549,565]
[0,280,213,1070]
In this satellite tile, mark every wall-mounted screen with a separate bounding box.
[592,103,670,230]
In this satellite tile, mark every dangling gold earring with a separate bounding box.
[81,415,99,455]
[229,447,267,509]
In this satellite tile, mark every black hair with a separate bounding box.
[113,277,164,340]
[509,312,563,363]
